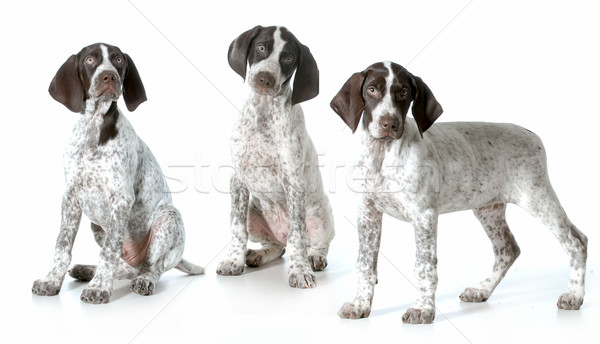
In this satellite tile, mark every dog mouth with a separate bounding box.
[95,84,121,99]
[251,83,279,96]
[373,131,403,141]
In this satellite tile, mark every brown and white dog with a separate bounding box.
[32,43,204,304]
[331,61,587,323]
[217,26,335,288]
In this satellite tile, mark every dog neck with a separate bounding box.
[84,97,114,116]
[81,99,120,149]
[359,117,421,173]
[245,84,293,122]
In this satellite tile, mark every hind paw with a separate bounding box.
[557,292,583,310]
[308,255,328,271]
[245,249,265,267]
[69,264,96,282]
[459,287,491,302]
[130,276,156,296]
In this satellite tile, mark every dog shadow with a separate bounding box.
[243,256,353,287]
[369,297,493,321]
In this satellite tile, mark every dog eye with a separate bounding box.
[115,56,123,64]
[396,88,409,100]
[85,57,95,65]
[257,44,266,53]
[367,87,377,95]
[284,55,294,64]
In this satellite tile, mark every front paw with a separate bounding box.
[32,278,62,296]
[402,307,435,324]
[80,287,111,304]
[289,271,317,288]
[216,259,245,276]
[338,301,371,319]
[557,292,583,310]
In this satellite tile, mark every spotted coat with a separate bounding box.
[331,61,587,323]
[216,26,335,288]
[32,43,204,304]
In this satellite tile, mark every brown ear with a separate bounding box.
[228,25,263,80]
[330,72,366,133]
[48,54,85,113]
[409,74,443,137]
[123,54,147,112]
[291,43,319,105]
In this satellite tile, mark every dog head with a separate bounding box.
[49,43,146,113]
[228,25,319,105]
[331,61,442,139]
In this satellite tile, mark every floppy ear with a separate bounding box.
[228,25,263,80]
[48,54,85,113]
[409,74,443,137]
[291,43,319,105]
[122,54,147,112]
[330,72,366,133]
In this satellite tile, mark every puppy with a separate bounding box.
[331,61,587,323]
[32,43,204,304]
[217,26,335,288]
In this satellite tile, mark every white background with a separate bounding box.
[1,0,598,343]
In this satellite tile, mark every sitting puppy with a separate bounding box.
[217,26,335,288]
[330,61,587,323]
[32,43,204,304]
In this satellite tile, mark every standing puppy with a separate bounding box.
[32,43,204,304]
[331,62,587,323]
[217,26,334,288]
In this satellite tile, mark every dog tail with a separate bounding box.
[175,258,205,275]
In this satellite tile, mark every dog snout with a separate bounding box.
[94,70,121,98]
[255,71,276,90]
[380,116,400,133]
[99,71,118,85]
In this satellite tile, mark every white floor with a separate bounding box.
[11,203,599,344]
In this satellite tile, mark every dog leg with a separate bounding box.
[70,260,138,282]
[70,223,139,282]
[338,197,382,319]
[285,186,317,288]
[130,206,186,296]
[518,185,587,310]
[402,209,438,324]
[306,200,335,272]
[217,176,250,276]
[80,197,132,304]
[246,246,286,267]
[245,203,286,267]
[461,203,520,302]
[32,191,82,296]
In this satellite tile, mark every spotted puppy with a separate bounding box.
[217,26,335,288]
[32,43,204,304]
[331,61,587,323]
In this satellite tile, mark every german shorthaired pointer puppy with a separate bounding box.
[331,61,587,323]
[217,26,335,288]
[32,43,204,304]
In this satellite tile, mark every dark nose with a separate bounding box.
[255,71,275,89]
[380,116,400,132]
[99,71,118,84]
